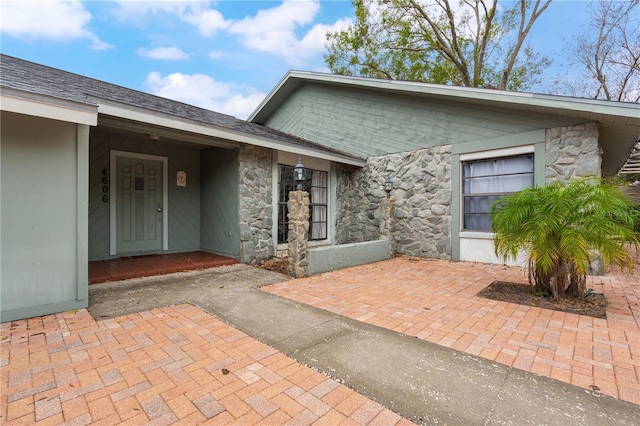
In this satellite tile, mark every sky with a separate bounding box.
[1,0,594,119]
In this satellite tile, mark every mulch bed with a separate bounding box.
[477,281,608,319]
[257,257,290,275]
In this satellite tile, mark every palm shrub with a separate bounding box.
[490,180,640,300]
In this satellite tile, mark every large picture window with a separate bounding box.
[462,154,534,231]
[277,165,328,244]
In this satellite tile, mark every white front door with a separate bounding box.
[115,155,163,254]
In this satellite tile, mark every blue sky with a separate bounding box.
[1,1,592,119]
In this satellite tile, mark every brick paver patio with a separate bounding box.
[0,304,415,425]
[263,256,640,406]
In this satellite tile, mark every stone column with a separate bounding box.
[238,144,274,264]
[381,197,395,258]
[287,190,310,278]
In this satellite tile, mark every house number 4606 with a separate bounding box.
[101,168,109,203]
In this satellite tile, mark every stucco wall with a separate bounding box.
[201,147,240,258]
[1,111,88,321]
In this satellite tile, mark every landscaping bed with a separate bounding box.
[477,281,607,319]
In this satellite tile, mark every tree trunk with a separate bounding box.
[565,264,587,298]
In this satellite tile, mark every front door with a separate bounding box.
[115,155,163,254]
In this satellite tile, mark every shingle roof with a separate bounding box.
[0,54,364,164]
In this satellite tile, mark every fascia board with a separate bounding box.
[295,72,640,118]
[99,103,365,167]
[0,89,98,125]
[262,141,366,167]
[253,71,640,123]
[248,71,296,122]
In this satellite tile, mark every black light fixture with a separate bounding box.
[384,176,393,199]
[293,158,306,190]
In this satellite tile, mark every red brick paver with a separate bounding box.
[0,305,415,425]
[263,256,640,406]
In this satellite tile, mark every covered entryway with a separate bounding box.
[88,123,242,267]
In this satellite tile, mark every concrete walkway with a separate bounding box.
[3,262,640,424]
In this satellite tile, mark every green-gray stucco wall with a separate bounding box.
[88,131,202,260]
[1,111,88,322]
[265,84,581,159]
[201,147,240,258]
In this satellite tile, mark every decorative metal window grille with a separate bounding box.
[277,165,328,244]
[135,177,145,191]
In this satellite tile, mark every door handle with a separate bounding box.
[157,203,163,213]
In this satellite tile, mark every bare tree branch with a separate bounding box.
[325,0,551,91]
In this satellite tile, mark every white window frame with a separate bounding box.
[459,145,534,237]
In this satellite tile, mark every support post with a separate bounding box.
[287,190,310,278]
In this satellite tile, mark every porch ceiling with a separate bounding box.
[97,115,239,150]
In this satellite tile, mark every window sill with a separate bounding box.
[277,240,331,250]
[459,231,494,240]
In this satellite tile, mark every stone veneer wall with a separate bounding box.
[238,144,274,264]
[336,145,452,259]
[546,122,604,275]
[546,123,601,182]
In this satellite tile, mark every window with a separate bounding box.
[277,165,328,243]
[462,154,534,231]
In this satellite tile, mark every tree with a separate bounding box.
[491,180,640,301]
[557,0,640,102]
[325,0,552,91]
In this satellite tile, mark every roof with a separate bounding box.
[0,55,365,167]
[250,71,640,175]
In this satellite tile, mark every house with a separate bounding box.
[2,56,638,322]
[0,55,364,322]
[250,71,640,264]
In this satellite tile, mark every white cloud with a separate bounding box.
[298,18,353,57]
[182,8,229,36]
[113,0,354,66]
[227,0,322,65]
[144,71,266,119]
[208,50,224,60]
[138,46,190,60]
[0,0,110,50]
[111,1,209,22]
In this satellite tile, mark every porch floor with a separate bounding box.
[88,251,238,284]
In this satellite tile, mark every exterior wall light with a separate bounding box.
[384,176,393,199]
[294,158,306,190]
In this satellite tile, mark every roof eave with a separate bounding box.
[250,71,640,124]
[1,87,98,125]
[99,101,365,167]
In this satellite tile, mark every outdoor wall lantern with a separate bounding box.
[384,176,393,199]
[294,158,306,190]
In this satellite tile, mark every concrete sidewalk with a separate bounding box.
[86,264,640,425]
